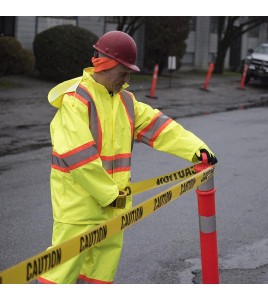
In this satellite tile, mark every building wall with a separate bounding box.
[36,17,77,34]
[12,16,268,72]
[77,16,106,36]
[194,16,210,70]
[181,17,268,71]
[15,16,36,50]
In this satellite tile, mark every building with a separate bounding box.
[184,16,268,71]
[1,16,268,72]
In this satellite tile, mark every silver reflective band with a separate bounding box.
[198,177,214,191]
[120,90,135,150]
[139,114,171,146]
[120,90,135,123]
[52,146,98,169]
[76,85,101,152]
[102,156,131,171]
[199,215,216,233]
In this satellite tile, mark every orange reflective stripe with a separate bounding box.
[77,274,113,284]
[52,141,99,172]
[37,277,56,284]
[66,92,75,97]
[149,118,173,146]
[101,153,131,174]
[137,112,172,147]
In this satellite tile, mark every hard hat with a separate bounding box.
[93,31,140,72]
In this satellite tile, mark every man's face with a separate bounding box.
[102,64,132,94]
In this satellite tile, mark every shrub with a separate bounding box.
[0,37,35,77]
[33,25,98,82]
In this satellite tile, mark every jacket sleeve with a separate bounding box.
[132,95,205,162]
[51,93,119,207]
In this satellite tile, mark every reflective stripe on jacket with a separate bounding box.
[48,67,204,224]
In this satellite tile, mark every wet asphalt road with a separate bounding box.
[0,74,268,285]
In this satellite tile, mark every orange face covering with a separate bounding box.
[92,57,119,72]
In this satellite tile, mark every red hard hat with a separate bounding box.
[93,31,140,72]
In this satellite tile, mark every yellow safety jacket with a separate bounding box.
[48,67,204,224]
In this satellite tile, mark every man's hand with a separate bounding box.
[194,145,218,165]
[110,191,127,208]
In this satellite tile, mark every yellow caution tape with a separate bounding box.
[0,164,214,284]
[125,164,197,196]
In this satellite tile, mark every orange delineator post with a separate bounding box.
[202,63,214,91]
[194,154,219,284]
[146,63,159,99]
[239,64,249,90]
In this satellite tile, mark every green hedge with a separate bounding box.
[33,25,98,82]
[0,37,35,77]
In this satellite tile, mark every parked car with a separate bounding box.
[244,43,268,84]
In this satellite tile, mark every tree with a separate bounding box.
[214,16,268,74]
[143,17,191,74]
[33,25,97,81]
[0,36,34,77]
[109,16,191,74]
[115,16,145,36]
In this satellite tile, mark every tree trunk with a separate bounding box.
[214,42,229,74]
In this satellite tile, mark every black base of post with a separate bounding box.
[146,95,158,99]
[200,87,210,92]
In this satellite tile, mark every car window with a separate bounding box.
[254,45,268,54]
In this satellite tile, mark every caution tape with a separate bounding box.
[125,164,197,196]
[0,164,214,284]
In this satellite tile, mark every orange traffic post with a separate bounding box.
[194,153,219,284]
[146,63,159,99]
[201,63,214,91]
[239,64,249,90]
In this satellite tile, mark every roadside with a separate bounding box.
[0,72,268,157]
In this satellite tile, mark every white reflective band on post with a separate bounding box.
[198,177,214,191]
[199,215,216,233]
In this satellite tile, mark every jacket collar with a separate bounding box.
[82,67,129,93]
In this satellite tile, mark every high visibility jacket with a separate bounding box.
[48,67,204,224]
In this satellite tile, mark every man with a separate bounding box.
[38,31,217,284]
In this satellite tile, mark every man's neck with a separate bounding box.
[92,73,113,95]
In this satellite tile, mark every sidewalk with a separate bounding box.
[130,72,268,119]
[0,72,268,156]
